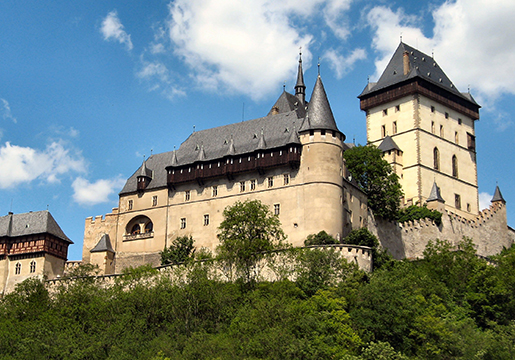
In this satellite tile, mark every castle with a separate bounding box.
[80,42,513,274]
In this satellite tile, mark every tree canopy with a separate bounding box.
[343,144,403,220]
[160,235,196,265]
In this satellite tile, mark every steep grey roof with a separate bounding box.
[491,186,505,203]
[427,181,445,203]
[378,136,401,152]
[120,110,303,195]
[0,211,72,243]
[359,42,478,107]
[267,91,306,118]
[90,234,114,253]
[300,75,339,133]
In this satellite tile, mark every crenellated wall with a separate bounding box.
[368,201,513,260]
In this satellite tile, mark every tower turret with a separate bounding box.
[295,52,306,105]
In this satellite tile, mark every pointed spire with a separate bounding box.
[427,181,445,203]
[196,145,206,162]
[90,234,115,253]
[491,185,506,204]
[257,128,267,150]
[171,147,179,166]
[139,159,152,178]
[295,51,306,104]
[300,75,339,133]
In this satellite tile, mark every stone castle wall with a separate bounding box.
[368,201,513,260]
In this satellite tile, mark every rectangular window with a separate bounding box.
[440,125,444,137]
[445,112,449,119]
[381,125,386,137]
[268,176,274,188]
[250,179,256,191]
[240,181,246,192]
[180,218,186,229]
[128,200,133,211]
[458,118,462,125]
[455,131,459,144]
[283,174,289,185]
[467,133,476,151]
[152,196,157,207]
[431,106,435,113]
[212,186,218,197]
[392,121,397,134]
[204,214,209,226]
[431,121,435,134]
[395,105,400,112]
[274,204,280,215]
[382,109,388,116]
[185,190,191,201]
[455,194,461,209]
[15,263,21,275]
[30,261,36,273]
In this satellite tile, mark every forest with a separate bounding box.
[1,236,515,360]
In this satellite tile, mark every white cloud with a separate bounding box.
[479,192,492,211]
[72,176,125,206]
[367,1,515,106]
[1,98,17,123]
[100,10,133,51]
[324,47,366,79]
[137,59,186,99]
[0,141,86,189]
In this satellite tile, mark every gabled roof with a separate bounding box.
[377,136,401,152]
[267,91,306,118]
[359,42,478,107]
[491,186,506,203]
[0,211,72,243]
[427,181,445,203]
[300,75,340,133]
[90,234,114,253]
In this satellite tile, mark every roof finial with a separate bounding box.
[400,33,403,43]
[283,81,286,91]
[432,49,434,59]
[193,125,196,133]
[468,84,471,93]
[367,75,370,84]
[317,57,321,76]
[150,149,153,156]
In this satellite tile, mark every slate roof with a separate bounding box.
[300,75,340,134]
[120,109,305,195]
[90,234,114,253]
[427,181,445,203]
[267,91,306,118]
[377,136,401,152]
[139,160,152,178]
[0,211,72,243]
[491,186,506,203]
[359,42,479,107]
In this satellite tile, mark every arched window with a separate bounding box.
[452,155,458,178]
[131,224,141,235]
[433,147,440,170]
[30,260,36,273]
[126,215,154,236]
[144,221,153,233]
[15,262,21,275]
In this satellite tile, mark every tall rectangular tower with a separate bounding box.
[359,43,481,218]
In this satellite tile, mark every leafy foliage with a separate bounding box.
[160,235,196,265]
[343,145,403,220]
[304,230,338,246]
[344,228,393,270]
[216,199,287,284]
[398,205,442,226]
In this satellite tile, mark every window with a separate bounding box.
[131,224,140,235]
[455,131,459,144]
[433,148,440,170]
[458,118,462,125]
[212,186,218,197]
[452,155,458,178]
[283,174,289,185]
[15,263,21,275]
[128,200,133,211]
[467,203,471,212]
[392,121,397,134]
[268,176,274,188]
[431,106,435,113]
[180,218,186,229]
[467,133,476,151]
[240,181,246,192]
[383,109,388,116]
[274,204,280,215]
[144,221,153,233]
[250,179,256,191]
[455,194,461,209]
[431,121,435,134]
[152,196,157,207]
[381,125,386,137]
[204,214,209,226]
[440,125,444,137]
[185,190,191,201]
[30,261,36,273]
[445,112,449,119]
[395,105,400,112]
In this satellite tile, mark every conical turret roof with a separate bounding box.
[491,185,506,203]
[427,181,445,203]
[139,159,152,178]
[378,136,401,152]
[300,75,339,133]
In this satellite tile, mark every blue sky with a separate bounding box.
[1,0,514,261]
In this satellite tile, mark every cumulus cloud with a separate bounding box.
[367,1,515,107]
[72,176,125,206]
[100,10,133,51]
[324,47,366,79]
[0,141,86,189]
[1,98,17,123]
[479,192,493,211]
[137,59,186,99]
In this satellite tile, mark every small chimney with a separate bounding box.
[403,51,410,75]
[271,106,279,115]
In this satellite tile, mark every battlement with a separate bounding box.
[86,208,119,225]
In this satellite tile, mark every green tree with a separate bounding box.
[217,199,287,284]
[304,230,338,246]
[161,235,196,265]
[343,145,403,220]
[344,228,393,270]
[397,204,442,226]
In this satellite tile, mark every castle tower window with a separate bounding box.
[212,186,218,197]
[250,179,256,191]
[268,176,274,188]
[152,196,158,207]
[283,174,289,185]
[180,218,186,229]
[274,204,280,216]
[30,260,36,273]
[395,105,400,112]
[144,221,153,233]
[431,121,435,134]
[131,224,140,235]
[15,262,21,275]
[381,125,386,138]
[440,125,444,137]
[467,133,476,151]
[185,190,191,201]
[392,121,397,134]
[204,214,209,226]
[458,118,462,125]
[445,112,449,119]
[452,155,458,178]
[128,200,133,211]
[383,109,388,116]
[467,203,471,212]
[455,194,461,209]
[431,106,435,113]
[240,181,246,192]
[433,147,440,170]
[455,131,459,144]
